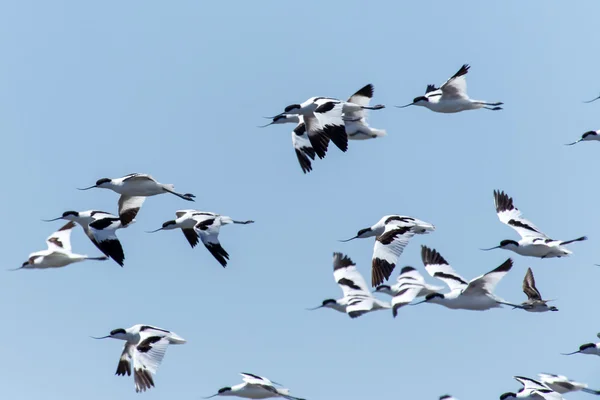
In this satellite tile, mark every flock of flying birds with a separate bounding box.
[17,64,600,398]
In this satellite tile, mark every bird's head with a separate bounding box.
[413,95,429,104]
[284,103,301,113]
[91,328,127,340]
[43,210,80,222]
[481,239,519,251]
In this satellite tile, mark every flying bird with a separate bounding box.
[341,215,435,287]
[148,210,254,267]
[203,372,305,400]
[342,84,386,140]
[396,64,503,113]
[500,376,564,400]
[413,246,513,311]
[308,252,390,318]
[92,324,186,393]
[43,210,130,267]
[565,130,600,146]
[538,373,600,395]
[562,342,600,357]
[78,173,195,222]
[372,266,444,317]
[483,190,587,258]
[497,267,558,312]
[17,222,108,270]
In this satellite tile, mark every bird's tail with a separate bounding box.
[561,236,587,246]
[369,128,387,138]
[167,333,187,344]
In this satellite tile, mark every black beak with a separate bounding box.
[561,350,581,356]
[395,103,415,109]
[145,227,164,233]
[338,236,359,243]
[90,335,111,339]
[41,217,63,222]
[306,305,324,311]
[77,185,97,191]
[480,246,501,251]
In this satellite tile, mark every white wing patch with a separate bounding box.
[45,221,76,252]
[421,246,468,292]
[494,190,548,239]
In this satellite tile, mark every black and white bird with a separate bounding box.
[497,267,558,312]
[341,84,386,140]
[372,266,444,317]
[308,252,390,318]
[500,376,564,400]
[341,215,435,287]
[43,210,130,267]
[565,130,600,146]
[203,372,305,400]
[397,64,503,113]
[538,373,600,395]
[275,85,385,151]
[259,115,317,173]
[148,210,254,267]
[482,190,587,258]
[92,324,186,393]
[17,222,108,270]
[562,340,600,357]
[78,173,195,223]
[413,246,513,311]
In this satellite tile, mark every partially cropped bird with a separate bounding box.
[538,373,600,396]
[203,372,305,400]
[500,376,564,400]
[92,324,186,393]
[397,64,503,113]
[565,130,600,146]
[17,222,108,270]
[497,267,558,312]
[341,215,435,287]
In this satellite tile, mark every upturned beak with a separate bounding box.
[90,335,111,339]
[77,185,97,191]
[338,235,358,243]
[42,217,63,222]
[395,102,415,108]
[145,227,165,233]
[305,305,324,311]
[480,246,501,251]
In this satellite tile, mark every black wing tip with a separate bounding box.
[333,252,355,270]
[115,360,131,376]
[494,189,514,213]
[455,64,470,77]
[294,149,313,174]
[120,208,139,226]
[400,266,416,274]
[496,258,513,272]
[372,258,395,287]
[323,124,348,152]
[205,242,230,267]
[420,246,448,266]
[353,83,374,99]
[99,239,125,266]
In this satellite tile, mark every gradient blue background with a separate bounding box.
[2,1,600,399]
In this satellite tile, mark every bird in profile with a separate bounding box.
[562,339,600,357]
[500,376,564,400]
[482,190,587,258]
[203,372,305,400]
[16,222,108,270]
[148,210,254,267]
[413,246,513,311]
[78,173,195,222]
[308,252,390,318]
[91,324,186,393]
[372,266,444,317]
[397,64,503,113]
[341,215,435,287]
[43,210,131,267]
[496,267,558,312]
[538,373,600,395]
[565,130,600,146]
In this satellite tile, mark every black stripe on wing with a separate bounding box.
[371,258,395,287]
[98,239,125,267]
[204,242,230,267]
[182,228,199,248]
[323,124,348,152]
[421,246,449,267]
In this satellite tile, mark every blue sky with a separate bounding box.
[2,1,600,399]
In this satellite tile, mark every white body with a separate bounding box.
[207,373,303,400]
[538,373,599,395]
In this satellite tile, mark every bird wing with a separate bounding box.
[440,64,470,100]
[516,376,553,391]
[395,266,426,286]
[46,221,76,252]
[421,246,468,292]
[522,267,542,301]
[332,252,370,297]
[88,217,125,266]
[391,284,424,316]
[346,296,387,319]
[122,173,154,182]
[115,342,133,378]
[240,373,275,385]
[194,217,229,267]
[494,190,549,239]
[175,209,196,218]
[463,259,513,296]
[371,225,416,287]
[307,99,348,153]
[291,121,316,174]
[346,84,374,107]
[425,84,440,94]
[118,195,145,226]
[131,334,170,393]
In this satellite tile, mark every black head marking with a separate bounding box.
[62,210,79,217]
[322,299,337,306]
[582,130,597,139]
[356,227,371,237]
[500,239,519,247]
[500,393,516,400]
[400,266,416,274]
[110,328,126,336]
[162,220,177,228]
[218,387,232,394]
[580,343,596,350]
[376,284,391,291]
[95,178,111,186]
[284,104,301,112]
[413,96,428,103]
